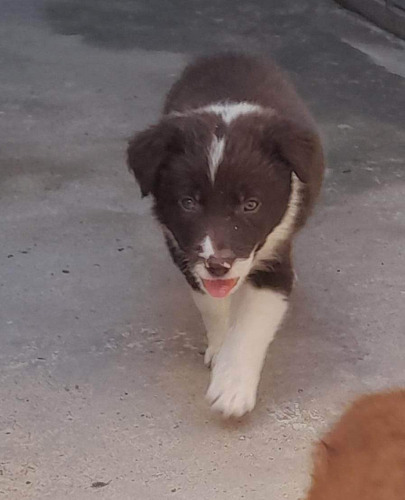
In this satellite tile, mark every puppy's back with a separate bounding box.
[164,53,315,129]
[307,390,405,500]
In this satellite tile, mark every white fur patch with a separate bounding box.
[170,101,266,124]
[208,135,225,181]
[255,173,303,263]
[199,235,215,260]
[206,284,288,417]
[193,291,231,366]
[199,102,265,124]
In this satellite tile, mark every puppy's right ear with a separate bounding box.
[127,120,179,197]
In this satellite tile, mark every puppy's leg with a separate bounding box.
[192,291,230,367]
[206,283,288,417]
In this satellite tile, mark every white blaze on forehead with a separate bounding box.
[170,102,269,182]
[205,103,266,182]
[170,101,271,183]
[208,135,225,181]
[199,235,215,259]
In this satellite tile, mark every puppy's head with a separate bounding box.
[128,109,317,297]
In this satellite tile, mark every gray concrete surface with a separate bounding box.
[1,1,404,499]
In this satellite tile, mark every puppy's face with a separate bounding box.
[128,111,315,297]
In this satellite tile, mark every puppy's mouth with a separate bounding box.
[202,278,239,298]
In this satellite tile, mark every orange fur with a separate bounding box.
[307,390,405,500]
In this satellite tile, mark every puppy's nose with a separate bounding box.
[205,256,235,278]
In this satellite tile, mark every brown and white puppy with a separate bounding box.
[127,53,324,417]
[307,390,405,500]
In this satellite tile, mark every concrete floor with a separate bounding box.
[1,1,404,499]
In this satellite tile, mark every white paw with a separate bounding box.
[204,344,220,367]
[206,359,259,418]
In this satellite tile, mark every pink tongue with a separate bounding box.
[203,278,238,298]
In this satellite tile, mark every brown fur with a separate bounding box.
[164,53,324,206]
[127,54,324,293]
[307,390,405,500]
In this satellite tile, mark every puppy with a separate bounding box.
[127,53,324,417]
[307,390,405,500]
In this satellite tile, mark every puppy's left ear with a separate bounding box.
[127,120,179,197]
[263,117,324,185]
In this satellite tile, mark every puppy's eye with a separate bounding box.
[180,197,198,211]
[243,199,260,213]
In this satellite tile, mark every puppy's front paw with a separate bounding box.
[204,342,222,367]
[204,332,225,368]
[206,359,259,418]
